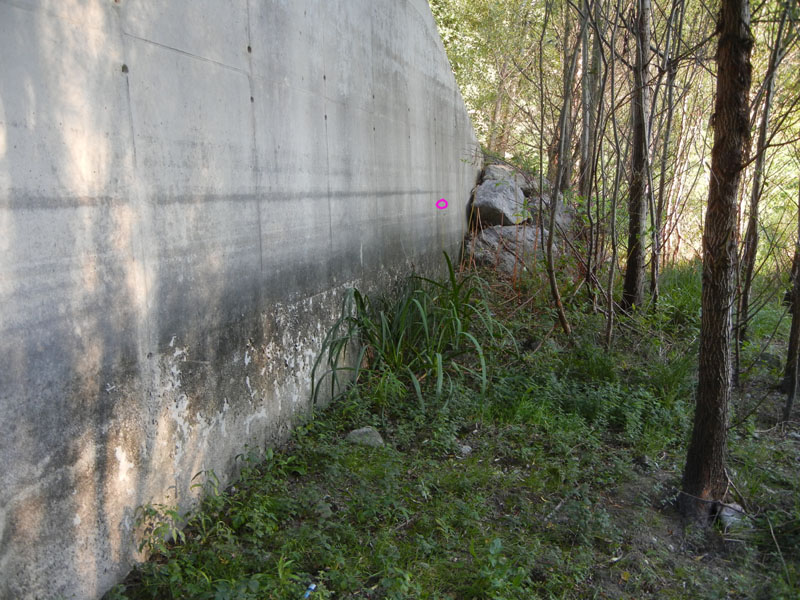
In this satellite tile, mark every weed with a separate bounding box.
[311,252,510,412]
[133,503,186,556]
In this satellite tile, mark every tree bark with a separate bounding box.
[580,0,604,308]
[578,0,598,201]
[605,0,623,348]
[680,0,753,523]
[784,180,800,421]
[621,0,652,311]
[783,250,800,392]
[557,4,576,192]
[538,0,552,256]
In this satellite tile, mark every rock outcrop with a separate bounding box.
[470,162,570,230]
[483,164,545,197]
[466,224,542,275]
[471,177,527,226]
[466,163,570,275]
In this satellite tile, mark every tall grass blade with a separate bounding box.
[435,352,444,398]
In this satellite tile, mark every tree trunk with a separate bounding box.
[538,0,552,256]
[680,0,753,523]
[557,5,576,192]
[784,180,800,421]
[487,87,504,154]
[651,0,685,306]
[621,0,652,311]
[783,250,800,391]
[605,0,623,348]
[546,8,585,336]
[738,5,788,344]
[579,0,602,305]
[579,0,592,291]
[578,0,598,201]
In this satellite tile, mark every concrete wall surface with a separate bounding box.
[0,1,478,597]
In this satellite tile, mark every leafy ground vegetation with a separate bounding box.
[107,256,800,600]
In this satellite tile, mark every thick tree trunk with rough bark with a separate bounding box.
[621,0,651,311]
[680,0,753,523]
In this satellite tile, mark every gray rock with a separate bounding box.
[531,192,572,231]
[472,178,527,226]
[346,426,385,447]
[483,163,513,180]
[483,164,544,196]
[483,164,526,186]
[466,224,544,275]
[457,443,473,457]
[314,499,333,519]
[718,502,745,531]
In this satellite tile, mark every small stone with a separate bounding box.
[457,444,473,457]
[314,499,333,519]
[346,426,385,447]
[718,503,745,530]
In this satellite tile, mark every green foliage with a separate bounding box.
[109,261,798,600]
[311,252,511,416]
[134,503,186,556]
[657,260,703,336]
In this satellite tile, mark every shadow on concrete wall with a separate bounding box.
[0,1,478,597]
[0,2,255,595]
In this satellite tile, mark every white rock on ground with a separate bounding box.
[718,503,745,529]
[346,426,385,447]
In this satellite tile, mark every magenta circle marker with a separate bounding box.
[436,198,448,210]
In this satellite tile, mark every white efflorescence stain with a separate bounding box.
[115,446,134,487]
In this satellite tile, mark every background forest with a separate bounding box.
[433,0,799,277]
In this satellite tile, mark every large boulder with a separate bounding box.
[483,164,546,197]
[466,224,544,275]
[470,163,569,232]
[471,178,527,226]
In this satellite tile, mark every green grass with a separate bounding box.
[107,260,800,600]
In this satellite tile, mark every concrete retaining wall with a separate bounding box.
[0,1,478,597]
